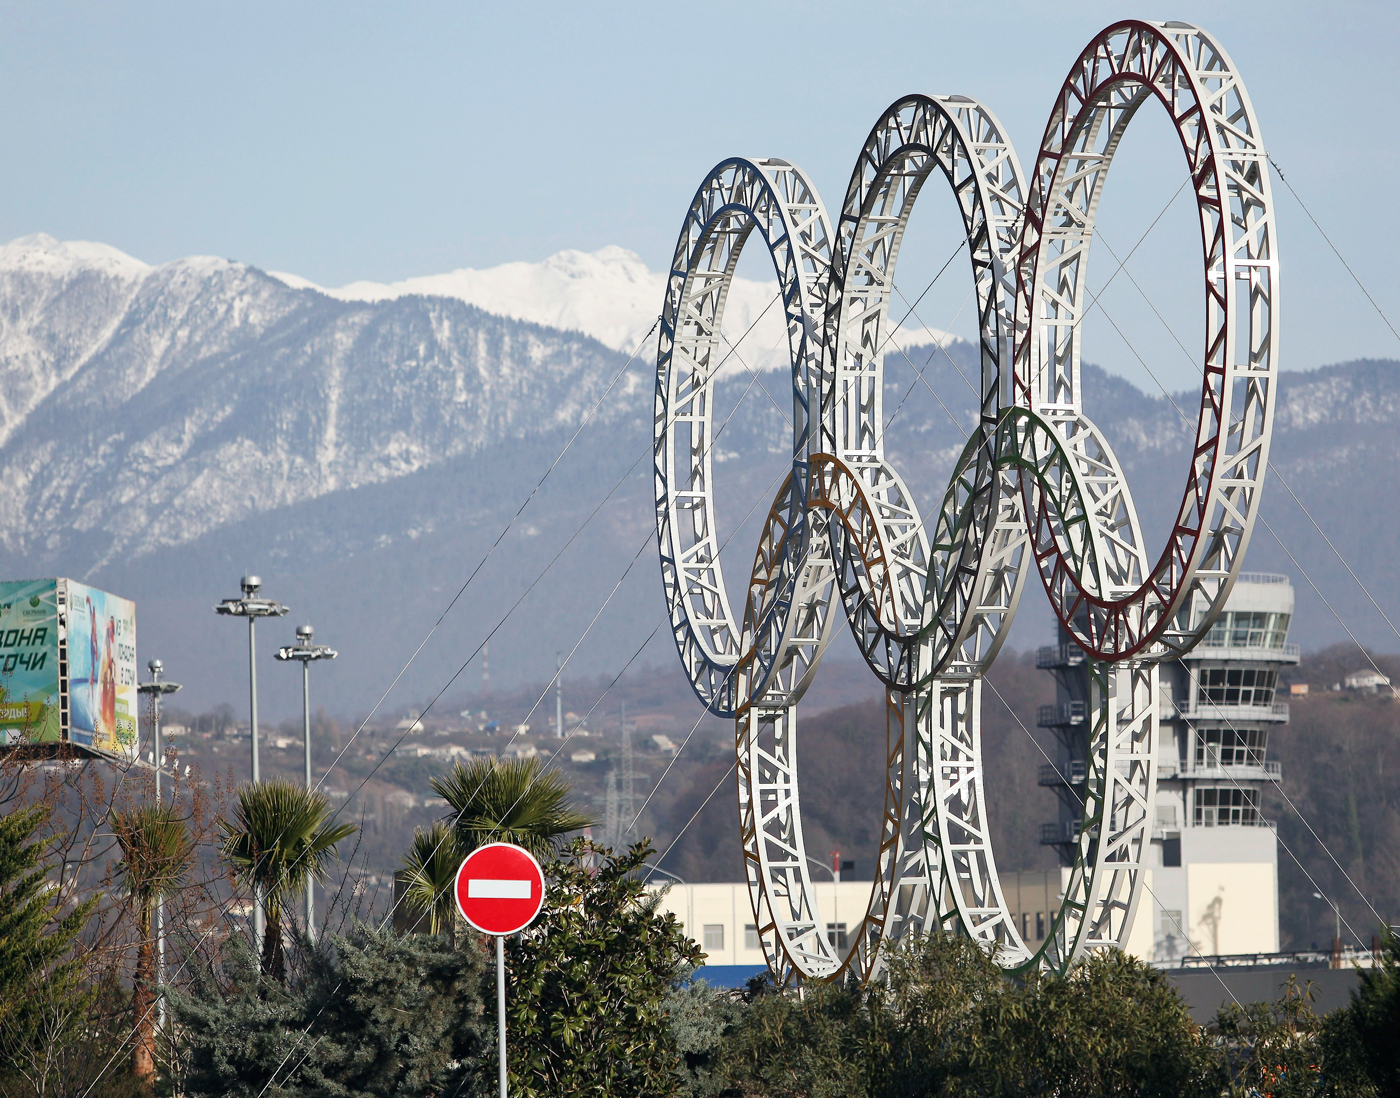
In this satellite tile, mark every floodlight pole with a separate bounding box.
[137,660,181,1031]
[215,576,288,946]
[275,624,337,941]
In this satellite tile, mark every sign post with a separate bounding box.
[455,842,546,1098]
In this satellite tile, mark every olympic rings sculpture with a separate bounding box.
[653,20,1277,984]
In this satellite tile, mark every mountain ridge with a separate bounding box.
[0,233,1394,717]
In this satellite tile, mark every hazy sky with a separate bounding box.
[0,1,1395,386]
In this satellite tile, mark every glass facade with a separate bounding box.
[1200,610,1291,649]
[1194,786,1260,826]
[1194,725,1270,767]
[1196,667,1277,707]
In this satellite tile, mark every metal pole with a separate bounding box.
[555,652,563,739]
[139,661,181,1036]
[303,658,314,941]
[249,615,260,785]
[496,934,507,1098]
[153,678,165,1031]
[248,614,264,946]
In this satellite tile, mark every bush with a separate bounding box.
[699,936,1222,1098]
[503,839,703,1097]
[171,923,490,1098]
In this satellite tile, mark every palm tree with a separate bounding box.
[219,780,356,981]
[111,804,193,1087]
[399,821,463,937]
[431,756,593,860]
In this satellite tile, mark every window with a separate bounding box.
[1194,726,1269,767]
[1160,910,1183,938]
[1196,667,1277,708]
[1194,786,1260,827]
[1020,912,1029,938]
[826,923,849,952]
[1035,912,1046,940]
[744,924,760,951]
[702,924,725,952]
[1162,836,1182,867]
[1201,611,1291,649]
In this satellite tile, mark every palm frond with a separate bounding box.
[430,756,593,859]
[400,821,462,935]
[112,804,193,914]
[219,780,357,916]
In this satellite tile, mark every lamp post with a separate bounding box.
[215,575,288,944]
[1313,891,1343,966]
[275,624,337,941]
[137,660,181,1030]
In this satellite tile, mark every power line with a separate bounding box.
[1268,157,1400,346]
[1074,272,1390,933]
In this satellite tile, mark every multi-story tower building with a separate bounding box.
[1035,573,1297,961]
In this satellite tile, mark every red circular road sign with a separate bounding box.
[454,842,546,936]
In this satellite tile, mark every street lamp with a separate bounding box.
[1313,891,1343,964]
[215,575,287,944]
[275,624,337,940]
[137,659,181,1031]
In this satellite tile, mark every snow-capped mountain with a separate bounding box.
[269,244,956,370]
[0,232,1392,717]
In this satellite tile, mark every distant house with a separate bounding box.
[1289,683,1309,696]
[503,742,538,760]
[396,709,425,733]
[1344,670,1392,693]
[650,734,677,756]
[570,749,597,764]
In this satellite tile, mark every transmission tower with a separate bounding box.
[604,769,620,851]
[621,702,635,834]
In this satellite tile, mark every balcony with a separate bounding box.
[1184,700,1290,723]
[1172,758,1282,783]
[1037,701,1087,728]
[1038,760,1087,787]
[1036,643,1087,670]
[1039,820,1083,845]
[1186,641,1301,664]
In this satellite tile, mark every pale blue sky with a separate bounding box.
[0,1,1394,385]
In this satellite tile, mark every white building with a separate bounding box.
[1343,669,1391,693]
[648,880,877,969]
[1038,572,1295,962]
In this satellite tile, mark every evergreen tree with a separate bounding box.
[0,805,97,1078]
[504,838,703,1097]
[171,922,491,1098]
[1318,928,1400,1096]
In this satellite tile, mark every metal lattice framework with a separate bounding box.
[653,20,1277,986]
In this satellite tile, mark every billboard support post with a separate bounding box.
[138,660,181,1031]
[215,576,288,947]
[275,625,337,941]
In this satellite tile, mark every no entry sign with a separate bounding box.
[455,842,546,936]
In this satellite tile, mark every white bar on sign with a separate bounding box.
[468,878,532,899]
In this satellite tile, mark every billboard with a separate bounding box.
[67,582,137,758]
[0,579,61,745]
[0,578,137,760]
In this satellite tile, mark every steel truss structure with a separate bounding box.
[653,21,1278,985]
